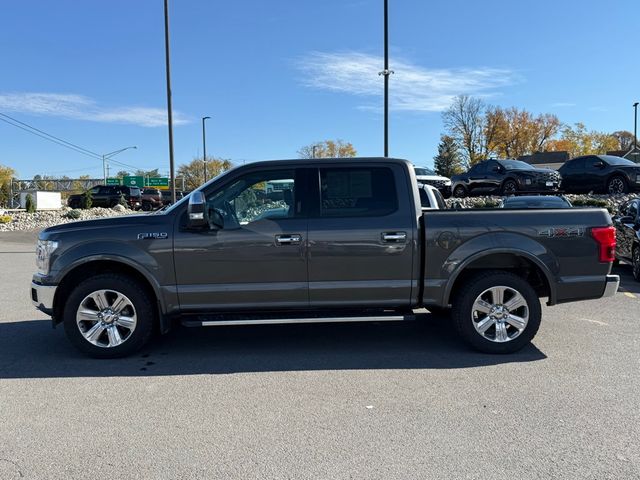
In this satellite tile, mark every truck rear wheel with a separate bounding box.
[451,270,541,354]
[63,274,155,358]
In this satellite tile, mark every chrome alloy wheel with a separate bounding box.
[76,289,137,348]
[471,286,529,343]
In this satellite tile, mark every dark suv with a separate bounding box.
[451,159,561,197]
[558,155,640,195]
[68,185,142,209]
[613,198,640,280]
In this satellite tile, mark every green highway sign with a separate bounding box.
[146,177,169,188]
[123,175,144,187]
[106,178,121,185]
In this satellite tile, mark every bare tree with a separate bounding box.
[442,95,486,167]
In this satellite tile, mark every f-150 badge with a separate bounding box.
[137,232,169,240]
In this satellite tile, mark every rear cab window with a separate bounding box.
[319,167,398,217]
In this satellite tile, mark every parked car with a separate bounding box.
[499,195,572,209]
[558,155,640,195]
[141,188,163,211]
[67,185,142,210]
[451,159,561,197]
[32,157,618,358]
[418,183,447,210]
[161,189,184,206]
[613,197,640,280]
[414,166,452,198]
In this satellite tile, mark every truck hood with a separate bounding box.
[39,213,170,239]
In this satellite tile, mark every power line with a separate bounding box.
[0,112,103,159]
[0,115,105,161]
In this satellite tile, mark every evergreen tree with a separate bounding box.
[433,135,463,177]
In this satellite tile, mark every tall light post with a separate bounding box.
[102,146,137,183]
[202,116,211,182]
[163,0,176,204]
[633,102,638,151]
[378,0,393,157]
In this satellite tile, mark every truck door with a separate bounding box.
[173,167,310,311]
[307,164,416,307]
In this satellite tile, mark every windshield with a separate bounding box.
[601,155,637,166]
[501,160,534,170]
[414,167,436,176]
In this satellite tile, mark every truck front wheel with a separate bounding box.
[451,270,541,354]
[63,274,155,358]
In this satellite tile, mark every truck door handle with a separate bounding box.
[275,234,302,245]
[382,232,407,243]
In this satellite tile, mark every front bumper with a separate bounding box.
[602,274,620,298]
[31,280,57,315]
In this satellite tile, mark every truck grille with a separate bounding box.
[420,179,448,188]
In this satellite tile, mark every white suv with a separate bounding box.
[414,166,452,198]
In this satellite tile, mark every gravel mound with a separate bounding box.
[0,207,135,232]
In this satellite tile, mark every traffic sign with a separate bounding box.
[146,177,169,188]
[106,178,121,185]
[123,176,144,187]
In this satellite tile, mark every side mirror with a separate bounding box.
[595,161,605,169]
[187,191,208,229]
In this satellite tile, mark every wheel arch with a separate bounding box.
[53,258,172,334]
[444,249,556,307]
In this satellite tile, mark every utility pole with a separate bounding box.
[164,0,176,204]
[634,102,638,152]
[378,0,393,157]
[102,147,136,184]
[202,116,211,182]
[312,145,317,158]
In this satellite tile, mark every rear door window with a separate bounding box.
[319,167,398,217]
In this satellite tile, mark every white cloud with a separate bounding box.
[0,92,190,127]
[296,51,519,112]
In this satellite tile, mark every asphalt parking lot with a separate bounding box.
[0,232,638,480]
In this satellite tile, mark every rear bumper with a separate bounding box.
[31,280,56,315]
[602,274,620,298]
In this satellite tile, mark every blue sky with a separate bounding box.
[1,0,638,179]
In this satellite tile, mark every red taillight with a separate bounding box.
[591,226,616,263]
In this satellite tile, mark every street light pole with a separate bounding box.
[202,116,211,182]
[163,0,176,204]
[102,146,137,183]
[378,0,393,157]
[633,102,638,151]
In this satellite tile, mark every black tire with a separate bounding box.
[69,199,80,209]
[63,274,155,358]
[633,246,640,282]
[453,185,467,198]
[501,179,518,195]
[607,176,628,195]
[451,270,542,354]
[141,201,152,212]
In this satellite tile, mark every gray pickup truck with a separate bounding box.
[31,158,619,358]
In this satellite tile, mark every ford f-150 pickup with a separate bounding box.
[31,158,619,358]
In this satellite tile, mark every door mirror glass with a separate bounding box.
[594,161,605,169]
[187,191,208,229]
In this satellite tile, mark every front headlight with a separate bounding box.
[444,179,452,186]
[36,240,58,275]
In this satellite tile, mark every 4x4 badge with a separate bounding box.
[137,232,168,240]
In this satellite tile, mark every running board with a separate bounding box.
[181,314,415,328]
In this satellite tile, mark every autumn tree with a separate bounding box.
[433,135,463,178]
[297,139,357,159]
[546,123,618,157]
[177,157,233,191]
[0,164,16,207]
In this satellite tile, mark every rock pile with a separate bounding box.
[0,206,135,232]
